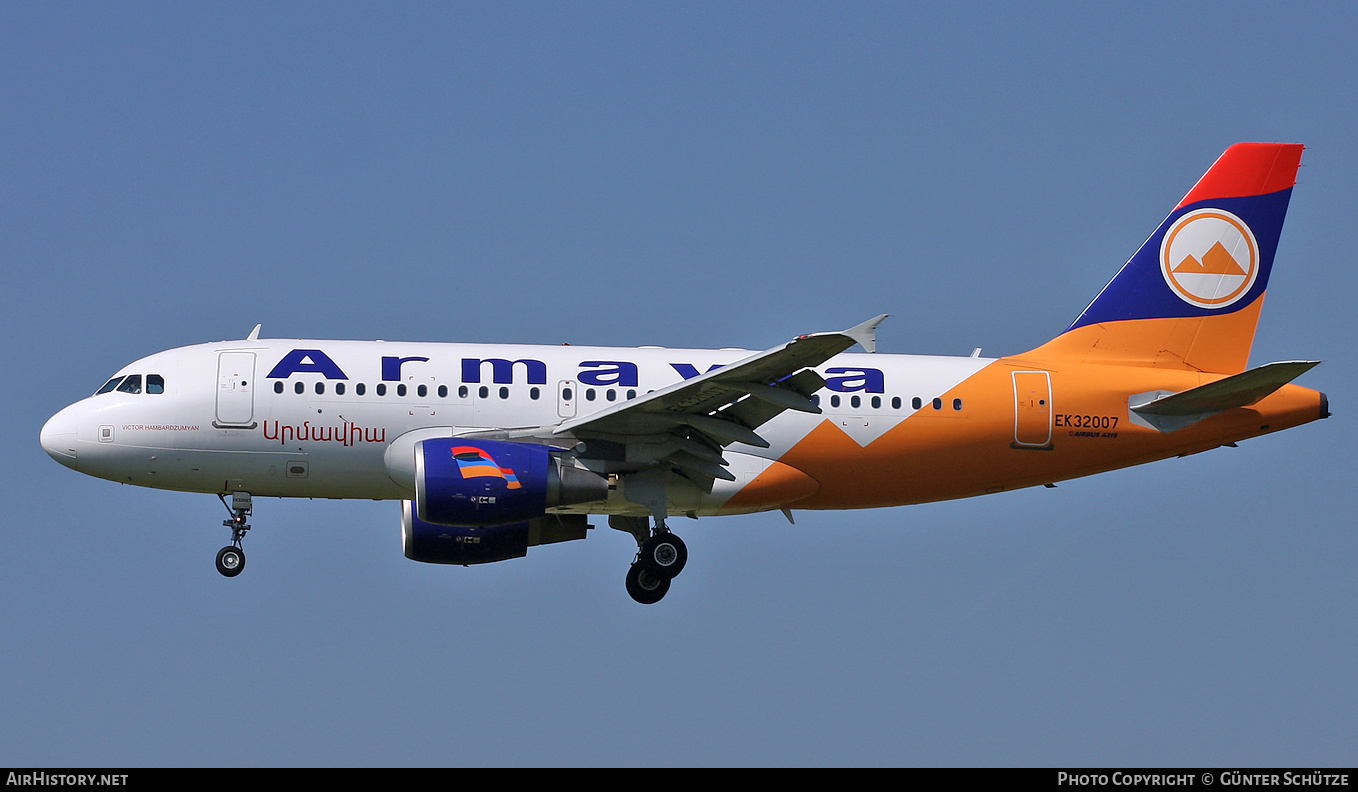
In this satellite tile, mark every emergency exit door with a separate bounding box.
[557,380,577,418]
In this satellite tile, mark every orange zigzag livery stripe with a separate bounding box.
[727,354,1324,512]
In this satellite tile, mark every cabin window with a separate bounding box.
[585,389,596,401]
[830,395,841,408]
[478,386,489,399]
[397,384,407,397]
[912,397,923,410]
[871,395,881,409]
[891,396,901,409]
[417,384,427,398]
[438,385,448,398]
[336,383,346,395]
[606,389,617,402]
[315,382,325,395]
[953,398,963,411]
[356,383,366,396]
[294,381,305,395]
[499,386,509,399]
[376,384,387,396]
[932,398,942,410]
[274,381,284,394]
[530,387,540,400]
[458,385,468,399]
[850,395,861,408]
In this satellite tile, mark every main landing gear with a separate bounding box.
[215,492,252,578]
[615,516,689,605]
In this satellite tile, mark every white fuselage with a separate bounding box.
[40,338,991,515]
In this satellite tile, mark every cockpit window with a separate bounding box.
[147,374,165,394]
[96,376,125,395]
[115,375,142,394]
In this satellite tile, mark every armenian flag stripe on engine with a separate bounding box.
[451,446,514,483]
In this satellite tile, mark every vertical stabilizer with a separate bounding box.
[1024,143,1303,373]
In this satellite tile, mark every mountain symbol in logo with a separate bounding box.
[1159,209,1259,310]
[1172,241,1247,277]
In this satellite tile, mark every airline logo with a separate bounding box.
[1160,208,1259,309]
[451,446,522,489]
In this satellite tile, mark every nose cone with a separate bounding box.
[41,405,80,470]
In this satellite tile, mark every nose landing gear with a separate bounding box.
[215,492,252,578]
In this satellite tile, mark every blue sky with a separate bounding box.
[3,2,1356,766]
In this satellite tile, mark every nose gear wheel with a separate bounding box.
[215,545,245,577]
[215,492,252,578]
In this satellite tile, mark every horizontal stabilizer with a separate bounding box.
[1129,360,1320,432]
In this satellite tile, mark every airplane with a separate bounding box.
[40,142,1328,604]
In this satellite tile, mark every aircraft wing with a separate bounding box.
[471,315,887,487]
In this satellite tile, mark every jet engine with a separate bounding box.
[402,438,607,565]
[401,502,592,565]
[413,438,608,526]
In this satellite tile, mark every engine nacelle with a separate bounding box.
[413,438,608,527]
[402,501,591,565]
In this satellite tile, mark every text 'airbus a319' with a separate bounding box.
[41,143,1327,603]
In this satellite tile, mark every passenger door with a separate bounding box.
[1011,370,1052,448]
[215,351,256,427]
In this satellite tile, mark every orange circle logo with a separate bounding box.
[1160,208,1259,309]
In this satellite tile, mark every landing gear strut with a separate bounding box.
[215,492,252,578]
[613,515,689,605]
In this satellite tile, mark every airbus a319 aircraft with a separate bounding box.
[41,143,1327,603]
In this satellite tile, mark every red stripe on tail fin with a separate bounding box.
[1177,143,1303,209]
